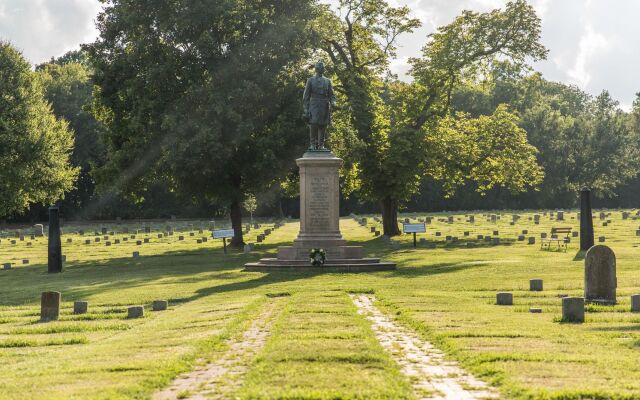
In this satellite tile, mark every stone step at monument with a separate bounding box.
[245,260,396,272]
[255,257,384,266]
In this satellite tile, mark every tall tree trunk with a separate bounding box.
[381,196,401,236]
[229,199,245,248]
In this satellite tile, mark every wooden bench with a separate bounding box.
[541,227,572,251]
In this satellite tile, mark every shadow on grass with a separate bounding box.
[573,250,586,261]
[0,238,304,306]
[589,325,640,332]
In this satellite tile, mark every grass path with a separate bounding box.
[351,293,497,400]
[154,297,286,400]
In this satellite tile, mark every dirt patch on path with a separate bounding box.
[350,294,498,400]
[154,298,284,400]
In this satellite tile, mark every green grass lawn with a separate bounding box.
[1,210,640,399]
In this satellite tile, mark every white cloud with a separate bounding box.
[0,0,101,64]
[1,0,639,109]
[567,23,608,89]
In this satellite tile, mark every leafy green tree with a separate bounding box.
[451,63,640,207]
[243,194,258,224]
[322,0,547,235]
[0,41,79,218]
[37,56,106,217]
[86,0,316,246]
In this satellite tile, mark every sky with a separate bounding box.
[0,0,638,109]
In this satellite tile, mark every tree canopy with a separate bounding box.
[320,0,548,235]
[86,0,318,245]
[0,41,78,218]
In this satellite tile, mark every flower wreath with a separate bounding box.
[309,248,326,266]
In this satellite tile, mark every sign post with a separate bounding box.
[403,223,426,248]
[212,229,235,254]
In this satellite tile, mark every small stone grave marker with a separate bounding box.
[496,292,513,305]
[74,301,88,314]
[152,300,168,311]
[127,306,144,319]
[562,297,584,322]
[631,295,640,312]
[41,292,61,322]
[530,279,543,291]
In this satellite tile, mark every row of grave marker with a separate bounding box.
[40,291,168,322]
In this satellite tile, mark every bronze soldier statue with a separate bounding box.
[302,61,336,150]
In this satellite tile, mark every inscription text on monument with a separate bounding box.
[309,176,330,230]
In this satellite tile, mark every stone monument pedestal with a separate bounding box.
[246,151,395,272]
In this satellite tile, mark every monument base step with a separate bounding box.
[277,245,363,260]
[244,258,396,272]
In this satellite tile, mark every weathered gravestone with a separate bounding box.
[33,224,44,237]
[562,297,584,322]
[530,279,543,291]
[41,291,61,322]
[584,245,616,304]
[496,292,513,305]
[127,306,144,319]
[74,301,88,314]
[152,300,168,311]
[631,295,640,312]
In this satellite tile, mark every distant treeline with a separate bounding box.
[9,51,640,223]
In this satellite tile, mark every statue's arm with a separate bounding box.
[302,78,311,114]
[328,80,337,108]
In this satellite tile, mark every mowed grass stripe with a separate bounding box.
[237,290,415,399]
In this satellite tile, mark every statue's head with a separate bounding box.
[314,61,325,75]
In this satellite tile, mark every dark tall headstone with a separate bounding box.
[48,206,63,273]
[580,187,594,251]
[585,245,616,304]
